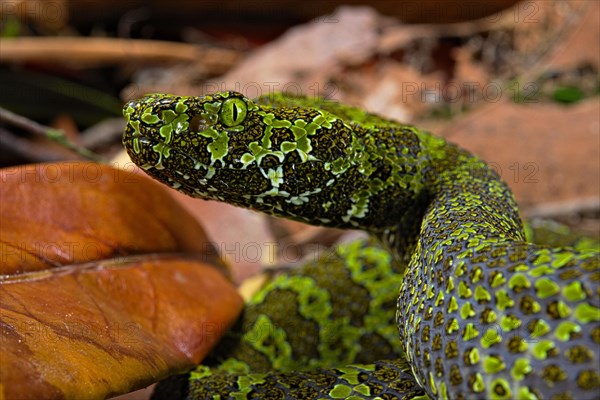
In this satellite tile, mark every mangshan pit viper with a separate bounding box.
[122,91,599,399]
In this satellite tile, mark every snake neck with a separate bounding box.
[375,131,525,274]
[419,139,525,253]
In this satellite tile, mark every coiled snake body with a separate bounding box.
[123,91,599,399]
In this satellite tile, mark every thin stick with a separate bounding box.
[0,107,102,162]
[0,37,241,71]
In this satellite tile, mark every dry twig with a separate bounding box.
[0,106,101,161]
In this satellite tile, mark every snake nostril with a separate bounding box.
[190,114,208,132]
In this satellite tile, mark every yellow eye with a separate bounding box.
[220,98,247,127]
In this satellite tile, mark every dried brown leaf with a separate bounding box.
[0,162,244,399]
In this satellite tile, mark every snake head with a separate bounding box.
[123,91,424,229]
[122,91,362,226]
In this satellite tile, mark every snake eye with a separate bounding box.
[220,98,247,127]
